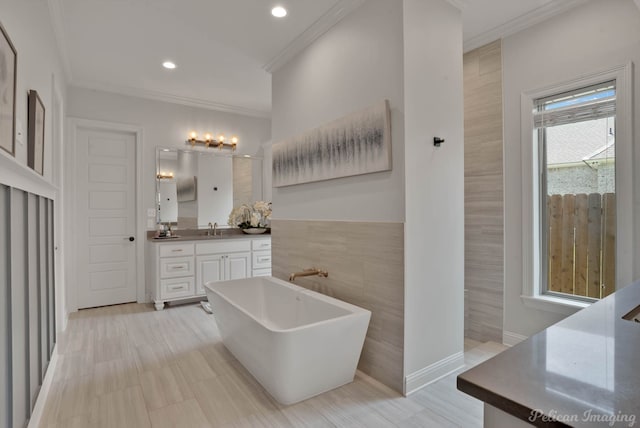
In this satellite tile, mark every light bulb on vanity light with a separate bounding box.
[184,131,237,151]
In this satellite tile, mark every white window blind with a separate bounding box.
[534,81,616,128]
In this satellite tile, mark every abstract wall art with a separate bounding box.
[272,99,391,187]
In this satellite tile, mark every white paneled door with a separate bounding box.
[76,127,137,309]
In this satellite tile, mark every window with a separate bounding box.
[535,81,616,301]
[520,64,633,315]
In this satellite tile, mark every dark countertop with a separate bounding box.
[457,280,640,427]
[147,228,270,242]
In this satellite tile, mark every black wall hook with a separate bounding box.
[434,137,445,147]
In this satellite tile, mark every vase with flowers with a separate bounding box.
[228,201,272,234]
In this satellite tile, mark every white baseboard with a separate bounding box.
[404,351,464,395]
[502,331,528,347]
[27,345,59,428]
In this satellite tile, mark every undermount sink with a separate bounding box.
[201,234,225,239]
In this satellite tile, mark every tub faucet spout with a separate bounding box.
[289,268,329,282]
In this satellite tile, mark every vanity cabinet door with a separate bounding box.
[196,255,224,295]
[226,252,251,280]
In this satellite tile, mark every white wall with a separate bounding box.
[0,1,67,181]
[403,0,464,382]
[67,87,271,229]
[0,0,69,334]
[502,0,640,337]
[271,0,405,222]
[271,0,464,391]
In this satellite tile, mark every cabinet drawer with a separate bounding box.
[196,240,251,255]
[160,257,195,278]
[160,277,194,299]
[159,243,194,257]
[252,239,271,251]
[252,268,272,277]
[252,250,272,269]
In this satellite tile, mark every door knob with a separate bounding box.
[129,236,135,242]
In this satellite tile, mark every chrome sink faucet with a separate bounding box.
[207,222,218,236]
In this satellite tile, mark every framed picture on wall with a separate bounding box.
[28,90,45,175]
[0,21,17,156]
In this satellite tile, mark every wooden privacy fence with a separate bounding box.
[547,193,615,299]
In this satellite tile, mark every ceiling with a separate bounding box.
[49,0,593,117]
[50,0,352,117]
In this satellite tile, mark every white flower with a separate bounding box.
[227,206,245,226]
[228,201,272,228]
[253,201,270,213]
[250,212,261,227]
[253,201,272,221]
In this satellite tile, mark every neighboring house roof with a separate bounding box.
[586,142,615,161]
[546,118,615,165]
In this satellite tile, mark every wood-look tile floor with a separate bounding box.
[40,303,507,428]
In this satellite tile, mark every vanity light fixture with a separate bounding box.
[186,131,238,151]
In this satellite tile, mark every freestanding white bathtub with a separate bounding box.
[205,276,371,405]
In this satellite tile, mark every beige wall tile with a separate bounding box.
[271,219,404,392]
[464,40,504,343]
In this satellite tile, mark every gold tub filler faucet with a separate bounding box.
[289,268,329,282]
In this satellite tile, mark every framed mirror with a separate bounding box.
[156,148,263,228]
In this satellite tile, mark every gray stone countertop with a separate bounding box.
[147,228,270,242]
[457,280,640,427]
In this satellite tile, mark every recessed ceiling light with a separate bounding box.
[162,61,176,70]
[271,6,287,18]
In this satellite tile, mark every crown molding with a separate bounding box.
[70,81,271,118]
[463,0,588,53]
[263,0,367,74]
[47,0,73,81]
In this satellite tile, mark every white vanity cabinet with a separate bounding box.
[195,240,251,295]
[148,236,271,310]
[251,238,272,277]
